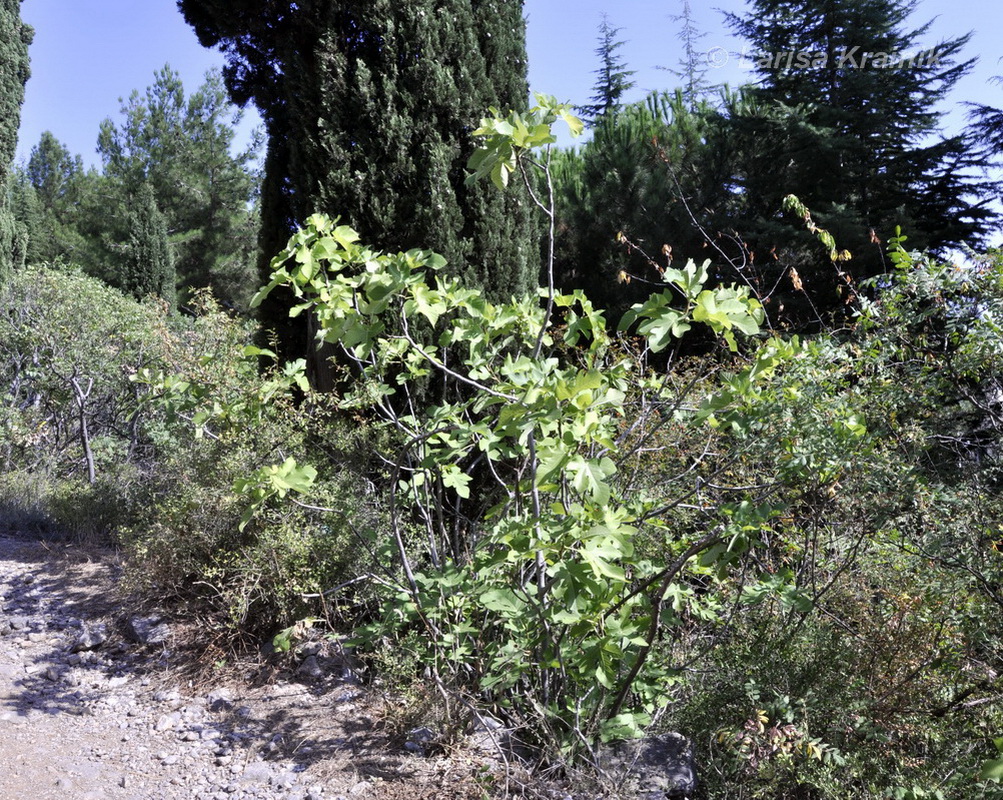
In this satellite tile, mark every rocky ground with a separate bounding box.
[0,532,565,800]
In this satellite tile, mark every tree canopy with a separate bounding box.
[576,13,636,127]
[8,67,259,310]
[119,181,175,303]
[178,0,540,368]
[96,66,260,307]
[0,0,31,183]
[724,0,998,317]
[0,0,32,278]
[556,0,1000,329]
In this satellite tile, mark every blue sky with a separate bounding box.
[14,0,1003,169]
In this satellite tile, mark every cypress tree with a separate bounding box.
[0,0,30,184]
[178,0,538,364]
[0,0,32,280]
[118,182,175,303]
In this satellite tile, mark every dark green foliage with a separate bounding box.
[178,0,539,363]
[97,66,260,308]
[8,72,258,307]
[18,132,86,264]
[7,168,44,264]
[556,0,1000,331]
[0,0,31,183]
[61,170,128,280]
[968,75,1003,157]
[725,0,999,319]
[0,0,32,278]
[577,13,636,127]
[27,130,82,210]
[0,177,27,281]
[664,0,714,109]
[10,134,111,274]
[554,91,740,319]
[119,182,175,302]
[253,134,305,365]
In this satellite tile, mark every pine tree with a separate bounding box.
[577,14,636,127]
[20,131,85,264]
[555,91,737,318]
[97,66,259,307]
[725,0,997,318]
[28,131,83,212]
[0,0,32,279]
[178,0,539,365]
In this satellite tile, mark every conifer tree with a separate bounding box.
[20,131,85,264]
[577,14,636,127]
[178,0,539,364]
[0,0,32,279]
[28,131,82,211]
[725,0,997,319]
[555,91,737,318]
[7,168,44,265]
[118,182,175,303]
[968,76,1003,157]
[97,67,259,306]
[663,0,714,109]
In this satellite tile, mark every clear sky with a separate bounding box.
[13,0,1003,169]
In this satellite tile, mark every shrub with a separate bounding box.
[128,293,386,639]
[232,98,784,760]
[0,265,171,537]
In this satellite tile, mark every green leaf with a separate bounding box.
[333,224,360,250]
[567,455,616,504]
[595,662,614,689]
[600,712,651,742]
[981,757,1003,782]
[622,290,694,351]
[275,458,318,494]
[581,542,626,581]
[536,441,568,483]
[441,465,472,499]
[406,284,449,326]
[559,110,585,138]
[697,543,727,568]
[479,588,524,616]
[242,345,276,359]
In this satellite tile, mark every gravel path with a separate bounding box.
[0,533,405,800]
